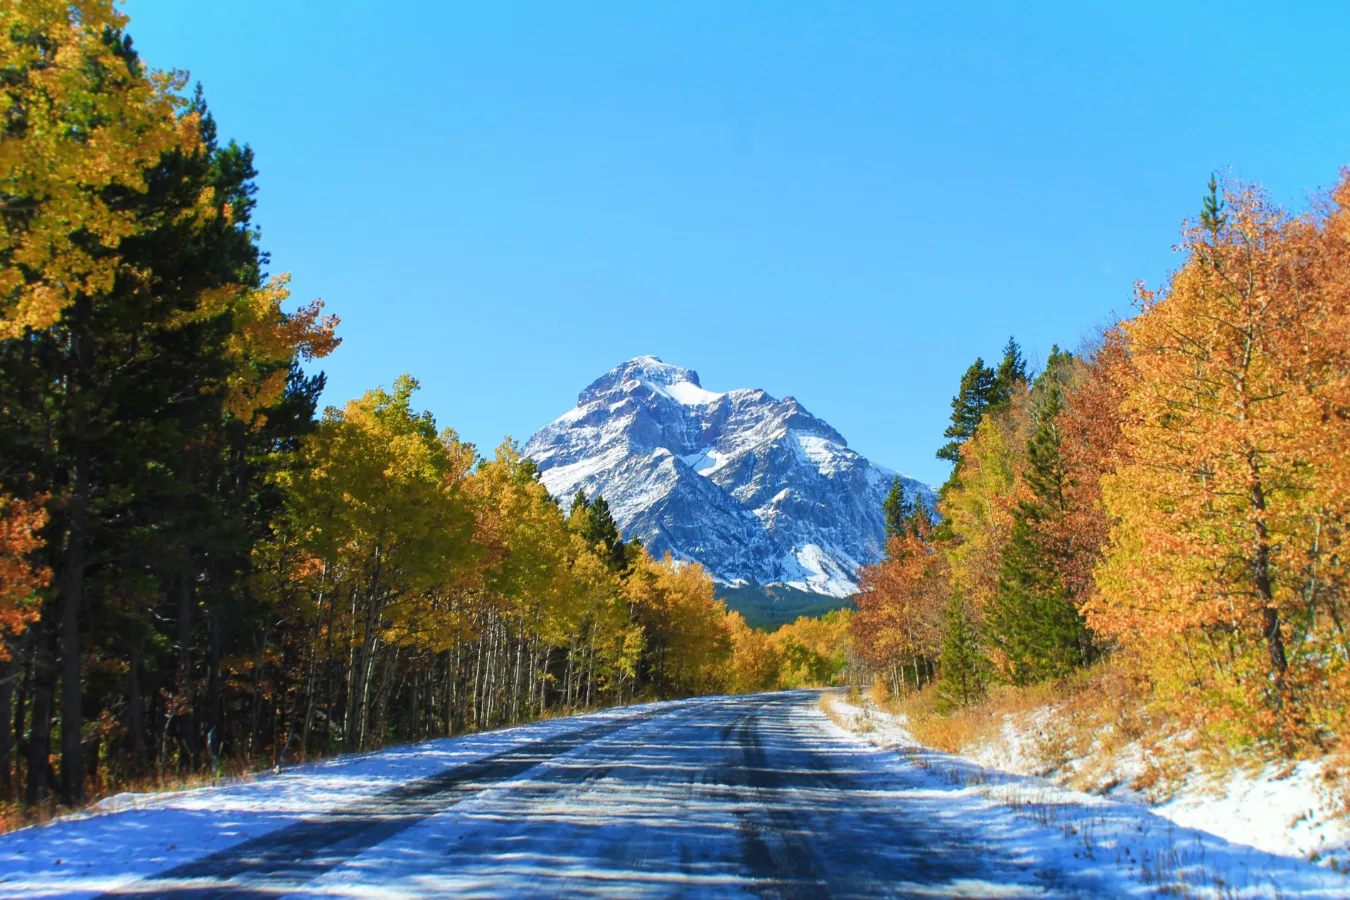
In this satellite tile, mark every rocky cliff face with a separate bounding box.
[522,357,934,597]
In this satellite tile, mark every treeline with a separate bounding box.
[0,3,848,815]
[853,173,1350,754]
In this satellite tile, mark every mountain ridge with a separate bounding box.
[523,356,934,597]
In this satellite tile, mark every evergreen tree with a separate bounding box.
[881,476,912,539]
[904,488,932,537]
[985,348,1094,685]
[991,336,1028,410]
[572,492,627,572]
[623,536,646,572]
[936,592,985,712]
[0,56,334,801]
[936,358,998,464]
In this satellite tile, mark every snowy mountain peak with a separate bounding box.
[525,359,934,597]
[578,356,724,407]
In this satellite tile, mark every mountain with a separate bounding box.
[522,357,935,598]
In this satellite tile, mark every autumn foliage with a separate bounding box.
[0,495,48,660]
[852,172,1350,757]
[1090,176,1350,748]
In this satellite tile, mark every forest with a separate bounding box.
[0,3,855,818]
[851,173,1350,759]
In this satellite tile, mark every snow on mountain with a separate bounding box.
[523,356,935,597]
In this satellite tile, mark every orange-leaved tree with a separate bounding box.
[0,493,49,657]
[1092,175,1350,748]
[851,528,948,698]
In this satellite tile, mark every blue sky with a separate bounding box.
[123,1,1348,486]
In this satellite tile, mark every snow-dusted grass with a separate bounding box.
[823,690,1350,898]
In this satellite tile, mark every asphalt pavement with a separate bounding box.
[98,691,1110,899]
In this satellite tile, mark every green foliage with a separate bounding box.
[984,348,1094,685]
[882,476,913,539]
[991,336,1028,411]
[937,337,1026,470]
[717,584,851,630]
[569,490,628,572]
[936,593,985,712]
[905,488,932,537]
[936,357,997,465]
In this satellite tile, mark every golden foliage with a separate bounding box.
[215,275,341,426]
[941,409,1027,613]
[0,0,194,337]
[852,532,947,670]
[1092,175,1350,749]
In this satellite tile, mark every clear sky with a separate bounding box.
[123,1,1349,486]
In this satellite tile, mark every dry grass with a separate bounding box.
[819,689,876,734]
[877,660,1197,798]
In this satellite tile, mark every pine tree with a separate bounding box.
[985,349,1094,685]
[574,493,627,573]
[936,358,998,464]
[882,476,912,539]
[904,487,932,538]
[991,336,1028,410]
[936,592,985,712]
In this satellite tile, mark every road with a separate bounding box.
[62,691,1112,899]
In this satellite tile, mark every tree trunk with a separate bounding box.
[208,604,222,759]
[0,654,12,799]
[58,454,88,805]
[1248,457,1288,692]
[12,632,32,794]
[26,603,58,805]
[175,572,197,765]
[127,641,146,772]
[349,551,384,751]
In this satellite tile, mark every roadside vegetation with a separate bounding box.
[0,2,854,832]
[847,171,1350,801]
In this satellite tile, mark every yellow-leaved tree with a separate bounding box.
[0,0,195,336]
[273,376,477,750]
[1092,176,1350,749]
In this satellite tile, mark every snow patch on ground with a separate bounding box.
[955,706,1350,867]
[658,378,725,406]
[679,447,725,475]
[0,702,690,900]
[822,692,1350,898]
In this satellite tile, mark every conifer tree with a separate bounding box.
[573,493,627,573]
[985,349,1094,685]
[936,592,985,711]
[936,358,998,464]
[904,488,932,537]
[991,336,1028,410]
[881,476,912,539]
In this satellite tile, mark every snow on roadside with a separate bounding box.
[821,692,1350,899]
[0,700,696,900]
[951,705,1350,868]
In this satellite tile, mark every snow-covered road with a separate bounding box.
[0,691,1344,898]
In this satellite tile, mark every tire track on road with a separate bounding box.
[99,704,684,899]
[729,696,832,900]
